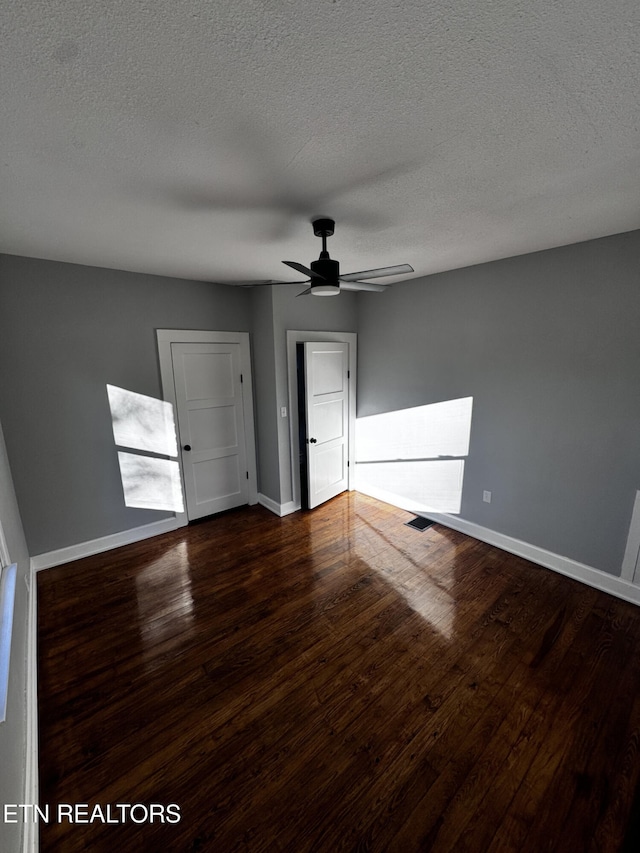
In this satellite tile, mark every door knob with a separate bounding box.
[309,438,317,444]
[183,444,191,451]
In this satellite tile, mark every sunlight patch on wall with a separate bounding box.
[357,460,465,514]
[117,452,184,512]
[107,384,178,456]
[356,397,473,514]
[107,385,184,513]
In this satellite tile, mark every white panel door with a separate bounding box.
[171,342,249,519]
[304,342,349,509]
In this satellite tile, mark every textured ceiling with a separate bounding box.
[1,0,639,285]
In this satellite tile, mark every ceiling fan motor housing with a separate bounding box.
[312,217,335,237]
[310,256,340,295]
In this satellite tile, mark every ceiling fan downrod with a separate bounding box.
[310,218,340,295]
[313,217,334,255]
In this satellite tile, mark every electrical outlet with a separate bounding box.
[483,490,492,503]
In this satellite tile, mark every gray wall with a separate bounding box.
[0,419,30,853]
[250,286,281,502]
[0,255,251,555]
[356,229,640,576]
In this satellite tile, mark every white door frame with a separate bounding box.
[157,330,258,527]
[286,330,357,511]
[621,490,640,584]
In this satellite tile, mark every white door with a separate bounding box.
[171,342,249,520]
[304,342,349,509]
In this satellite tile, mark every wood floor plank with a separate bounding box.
[37,493,640,852]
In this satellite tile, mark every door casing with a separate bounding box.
[621,490,640,585]
[157,330,258,527]
[286,330,357,512]
[302,341,350,509]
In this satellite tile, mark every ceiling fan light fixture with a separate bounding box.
[311,283,340,296]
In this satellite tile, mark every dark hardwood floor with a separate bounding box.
[37,493,640,852]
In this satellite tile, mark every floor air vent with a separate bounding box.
[405,516,434,532]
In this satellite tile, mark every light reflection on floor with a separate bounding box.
[353,512,456,641]
[134,542,194,666]
[303,494,457,642]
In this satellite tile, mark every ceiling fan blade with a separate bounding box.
[213,279,279,286]
[339,263,414,282]
[296,287,313,297]
[268,280,309,286]
[283,260,326,280]
[339,281,388,293]
[243,280,311,287]
[215,279,309,288]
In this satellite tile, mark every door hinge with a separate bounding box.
[347,369,350,379]
[347,460,350,467]
[246,471,249,479]
[240,373,243,383]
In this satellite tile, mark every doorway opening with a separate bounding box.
[286,331,357,512]
[296,344,309,509]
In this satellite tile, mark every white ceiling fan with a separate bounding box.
[223,217,414,296]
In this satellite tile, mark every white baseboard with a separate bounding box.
[258,494,299,517]
[357,484,640,607]
[31,518,179,571]
[425,511,640,607]
[23,561,38,853]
